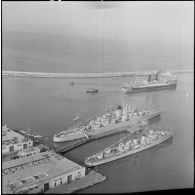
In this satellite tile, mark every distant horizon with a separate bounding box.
[2,1,193,73]
[2,1,193,42]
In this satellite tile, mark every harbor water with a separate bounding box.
[2,72,194,193]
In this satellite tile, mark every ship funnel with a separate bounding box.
[117,105,123,110]
[155,72,159,80]
[148,75,152,82]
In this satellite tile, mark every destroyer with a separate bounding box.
[53,102,162,142]
[85,126,174,167]
[122,71,177,93]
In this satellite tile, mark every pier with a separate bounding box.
[55,123,146,154]
[44,170,106,194]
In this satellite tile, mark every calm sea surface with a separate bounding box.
[2,32,194,73]
[2,73,194,193]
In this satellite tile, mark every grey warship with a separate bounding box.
[85,126,174,167]
[53,100,162,142]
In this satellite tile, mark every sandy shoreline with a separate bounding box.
[2,69,193,78]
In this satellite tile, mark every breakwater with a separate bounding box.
[2,69,193,78]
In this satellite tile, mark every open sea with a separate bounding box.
[2,32,194,193]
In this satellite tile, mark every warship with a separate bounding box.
[53,100,162,142]
[85,126,174,167]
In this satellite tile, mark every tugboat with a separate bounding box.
[53,97,162,143]
[122,71,177,93]
[31,133,43,139]
[85,126,174,167]
[86,88,98,93]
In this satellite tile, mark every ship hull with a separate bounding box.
[123,82,177,93]
[53,133,87,142]
[86,90,98,93]
[85,130,174,167]
[53,110,161,143]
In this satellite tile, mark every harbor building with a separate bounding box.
[17,146,41,157]
[2,125,33,154]
[2,150,86,194]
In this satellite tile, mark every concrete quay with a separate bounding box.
[44,170,106,194]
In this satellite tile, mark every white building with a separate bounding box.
[17,146,41,157]
[2,125,33,154]
[2,150,86,194]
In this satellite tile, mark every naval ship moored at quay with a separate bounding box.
[122,71,177,93]
[85,126,175,167]
[53,102,162,143]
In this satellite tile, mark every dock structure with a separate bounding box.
[55,122,146,154]
[2,125,33,155]
[44,170,106,194]
[2,150,86,194]
[17,146,41,157]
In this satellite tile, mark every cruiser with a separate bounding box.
[53,102,162,142]
[122,71,177,93]
[85,126,174,167]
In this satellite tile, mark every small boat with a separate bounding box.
[85,126,174,167]
[31,133,43,139]
[20,130,28,135]
[86,88,98,93]
[17,129,42,139]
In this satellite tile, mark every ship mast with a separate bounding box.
[123,95,127,114]
[136,75,139,83]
